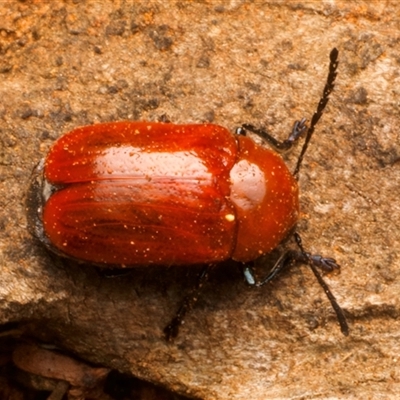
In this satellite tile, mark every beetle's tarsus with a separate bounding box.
[288,118,308,143]
[308,254,339,272]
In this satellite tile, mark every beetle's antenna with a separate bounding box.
[293,48,339,179]
[294,233,349,336]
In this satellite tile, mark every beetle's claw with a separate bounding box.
[309,254,339,272]
[289,118,308,142]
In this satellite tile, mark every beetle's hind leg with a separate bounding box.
[164,265,211,341]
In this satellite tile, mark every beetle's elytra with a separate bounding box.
[27,48,348,337]
[29,122,298,266]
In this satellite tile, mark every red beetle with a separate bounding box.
[30,121,298,265]
[27,48,348,337]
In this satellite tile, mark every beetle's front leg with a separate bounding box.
[243,248,339,288]
[236,117,308,152]
[242,232,349,336]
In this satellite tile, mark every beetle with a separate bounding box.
[27,48,348,338]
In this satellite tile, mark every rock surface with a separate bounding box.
[1,1,399,399]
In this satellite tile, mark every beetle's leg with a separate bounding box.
[243,248,339,287]
[243,250,299,287]
[164,265,211,341]
[243,231,349,336]
[237,48,339,178]
[236,118,307,152]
